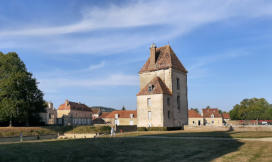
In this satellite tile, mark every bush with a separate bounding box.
[137,127,147,131]
[137,127,168,131]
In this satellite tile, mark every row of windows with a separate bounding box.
[147,111,171,120]
[147,96,180,110]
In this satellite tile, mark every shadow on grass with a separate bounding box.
[0,130,244,162]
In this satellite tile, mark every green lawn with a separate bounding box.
[1,131,272,162]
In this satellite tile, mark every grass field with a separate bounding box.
[104,130,272,138]
[0,131,272,162]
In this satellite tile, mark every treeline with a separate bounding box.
[230,98,272,120]
[0,52,45,126]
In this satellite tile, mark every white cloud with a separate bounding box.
[38,73,138,93]
[88,61,105,71]
[1,0,272,54]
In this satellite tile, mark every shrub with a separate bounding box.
[137,127,147,131]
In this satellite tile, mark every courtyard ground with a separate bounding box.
[0,131,272,162]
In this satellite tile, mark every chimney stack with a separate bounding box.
[149,43,157,69]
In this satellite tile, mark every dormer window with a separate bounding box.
[148,84,155,92]
[130,114,134,119]
[115,114,119,119]
[211,114,214,118]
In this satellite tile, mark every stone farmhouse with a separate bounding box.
[100,110,137,126]
[188,108,230,126]
[188,109,203,126]
[137,44,188,128]
[57,100,93,126]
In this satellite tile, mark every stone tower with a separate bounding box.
[137,44,188,128]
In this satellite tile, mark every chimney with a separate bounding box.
[149,43,157,69]
[65,99,69,106]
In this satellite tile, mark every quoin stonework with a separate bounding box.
[137,44,188,128]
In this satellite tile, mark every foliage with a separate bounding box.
[230,98,272,120]
[65,126,111,134]
[137,127,168,131]
[190,108,199,113]
[0,127,57,137]
[122,106,126,110]
[0,52,45,126]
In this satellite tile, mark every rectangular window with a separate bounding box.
[115,114,118,119]
[168,111,170,119]
[177,95,180,109]
[177,78,180,90]
[167,97,170,106]
[147,98,151,107]
[130,120,134,125]
[148,111,152,120]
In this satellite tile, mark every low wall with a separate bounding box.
[58,133,96,139]
[184,125,272,132]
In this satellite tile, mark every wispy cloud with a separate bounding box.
[1,0,272,54]
[88,61,105,71]
[188,49,250,79]
[38,73,138,94]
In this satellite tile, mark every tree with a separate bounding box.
[191,108,199,113]
[0,52,45,126]
[122,106,126,110]
[229,98,272,120]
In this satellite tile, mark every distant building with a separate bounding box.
[40,102,57,125]
[100,110,137,126]
[57,100,92,126]
[91,108,102,120]
[222,112,230,123]
[188,109,203,126]
[137,44,188,128]
[202,108,223,126]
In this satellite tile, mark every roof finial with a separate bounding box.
[151,42,157,48]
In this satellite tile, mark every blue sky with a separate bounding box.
[1,0,272,111]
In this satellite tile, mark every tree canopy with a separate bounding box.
[230,98,272,120]
[0,52,45,126]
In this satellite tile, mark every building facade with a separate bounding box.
[40,102,57,125]
[202,108,223,126]
[57,100,92,126]
[137,44,188,128]
[188,109,203,126]
[100,110,137,126]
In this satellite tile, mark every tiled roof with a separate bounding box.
[139,45,187,74]
[100,110,137,118]
[202,108,222,118]
[188,110,202,118]
[137,77,172,96]
[100,112,111,118]
[58,100,92,112]
[222,113,230,119]
[91,109,100,114]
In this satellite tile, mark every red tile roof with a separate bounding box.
[188,110,202,118]
[202,108,222,118]
[100,112,111,118]
[222,113,230,119]
[100,110,137,118]
[139,45,187,74]
[137,77,172,96]
[58,100,92,112]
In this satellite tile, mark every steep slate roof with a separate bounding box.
[100,110,137,118]
[188,110,202,118]
[222,113,230,119]
[202,108,222,118]
[58,100,92,112]
[137,77,172,96]
[139,45,187,74]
